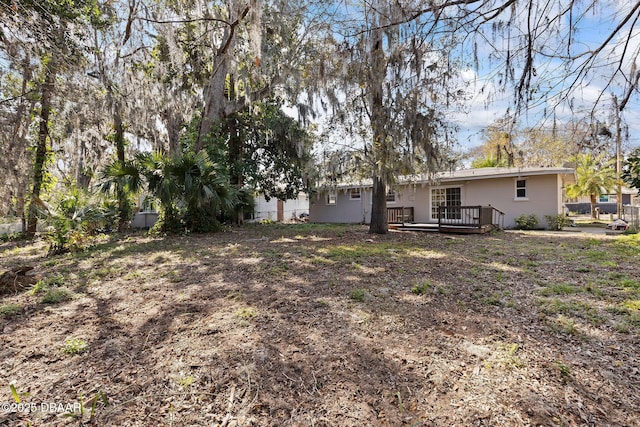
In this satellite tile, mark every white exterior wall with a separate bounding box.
[284,194,309,220]
[253,192,309,222]
[457,174,562,228]
[311,171,571,229]
[254,197,278,221]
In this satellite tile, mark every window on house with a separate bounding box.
[599,195,609,203]
[386,190,396,203]
[349,188,361,200]
[431,187,461,219]
[515,179,527,199]
[327,190,337,205]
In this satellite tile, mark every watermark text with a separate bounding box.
[1,401,82,414]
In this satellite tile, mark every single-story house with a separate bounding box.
[309,167,576,229]
[565,187,639,215]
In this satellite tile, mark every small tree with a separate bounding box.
[565,153,616,219]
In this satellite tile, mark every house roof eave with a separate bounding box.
[320,167,577,190]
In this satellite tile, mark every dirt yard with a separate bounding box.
[0,224,639,426]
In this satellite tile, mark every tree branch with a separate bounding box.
[139,16,231,26]
[0,89,36,105]
[347,0,503,37]
[217,6,250,57]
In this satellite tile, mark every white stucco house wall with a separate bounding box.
[131,191,310,228]
[309,167,576,229]
[250,192,309,222]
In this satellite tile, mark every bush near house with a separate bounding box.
[545,214,573,231]
[515,214,539,230]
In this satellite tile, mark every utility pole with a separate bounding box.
[613,95,623,220]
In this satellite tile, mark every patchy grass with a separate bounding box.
[482,291,510,306]
[61,338,88,355]
[538,298,604,325]
[349,288,367,302]
[539,282,583,296]
[548,315,581,336]
[235,306,257,320]
[0,225,638,426]
[411,280,431,295]
[0,303,21,317]
[41,288,72,304]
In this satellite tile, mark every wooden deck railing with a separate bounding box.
[387,206,415,223]
[438,205,505,230]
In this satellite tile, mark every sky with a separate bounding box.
[451,0,640,152]
[301,0,640,165]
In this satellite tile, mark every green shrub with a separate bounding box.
[515,214,539,230]
[44,186,118,255]
[0,232,22,243]
[544,214,573,231]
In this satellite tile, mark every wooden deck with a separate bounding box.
[388,205,504,234]
[388,223,438,232]
[438,224,497,234]
[389,222,497,234]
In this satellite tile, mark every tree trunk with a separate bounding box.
[369,175,388,234]
[114,107,125,165]
[27,61,56,236]
[368,23,388,234]
[12,56,32,234]
[76,142,92,188]
[195,4,250,151]
[17,189,26,235]
[164,108,183,155]
[590,194,597,219]
[196,54,231,151]
[113,105,130,231]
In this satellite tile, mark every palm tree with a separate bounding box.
[175,150,236,232]
[136,150,238,233]
[98,158,144,231]
[565,153,616,219]
[100,149,242,233]
[136,151,182,232]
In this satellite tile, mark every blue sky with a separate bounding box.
[303,1,640,161]
[452,0,640,152]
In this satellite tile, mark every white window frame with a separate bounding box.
[386,190,396,204]
[349,188,361,200]
[327,190,337,205]
[430,186,462,221]
[515,179,528,201]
